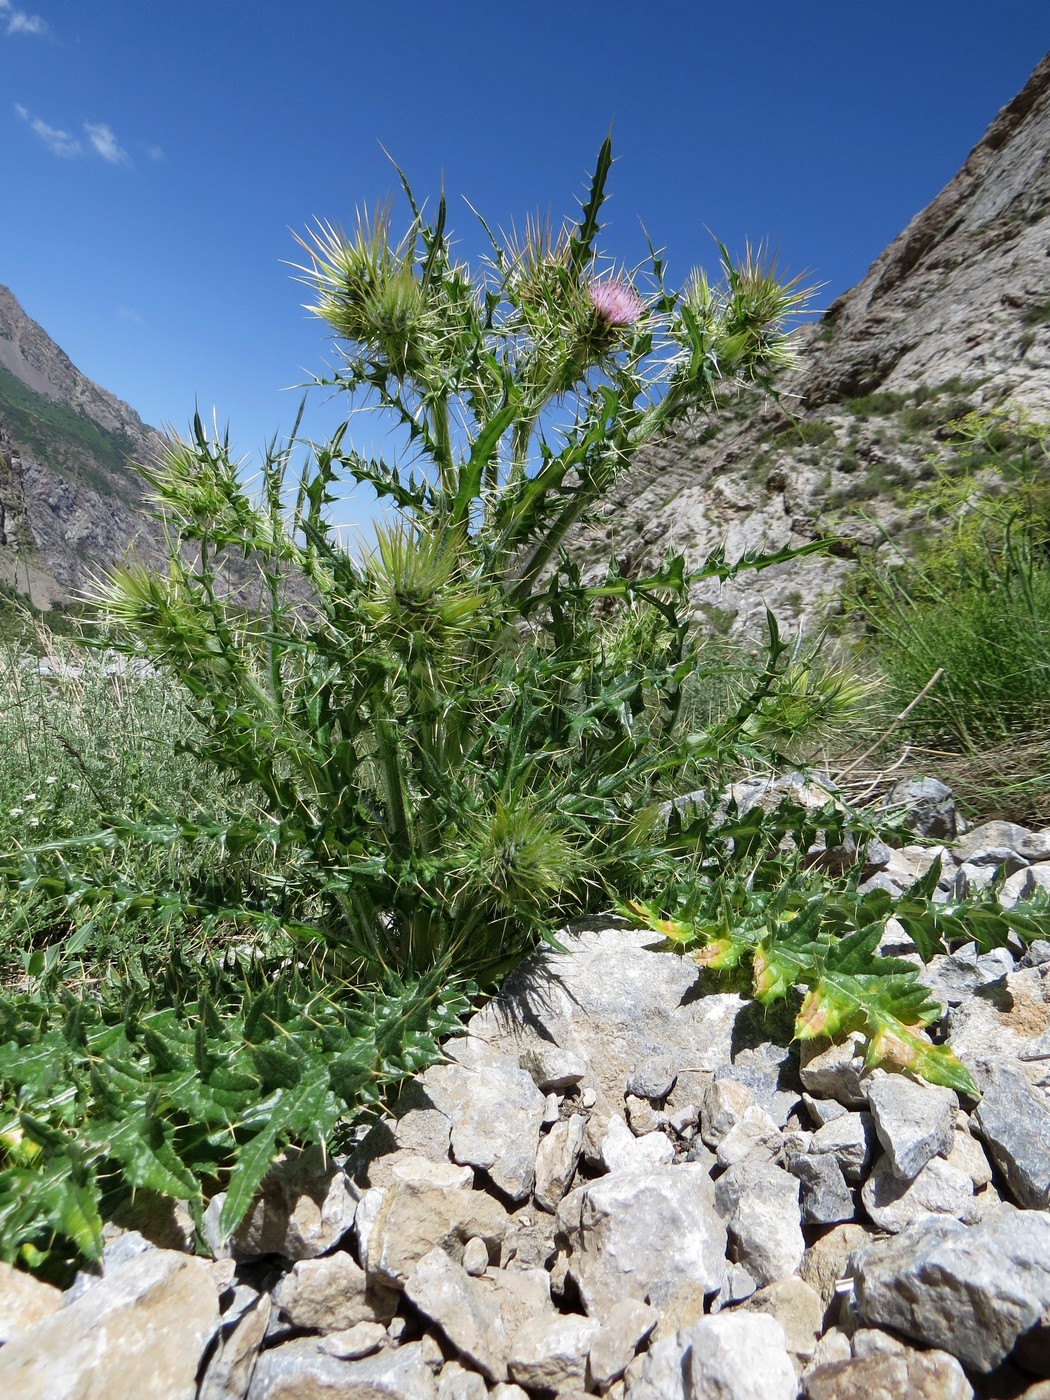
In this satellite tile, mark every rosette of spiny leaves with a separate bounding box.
[627,851,1050,1095]
[0,947,471,1278]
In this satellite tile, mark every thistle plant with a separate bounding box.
[12,139,817,988]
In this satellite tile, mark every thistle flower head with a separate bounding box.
[587,278,645,327]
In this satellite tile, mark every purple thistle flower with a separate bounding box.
[587,279,645,327]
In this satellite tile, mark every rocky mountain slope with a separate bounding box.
[576,52,1050,639]
[0,285,166,609]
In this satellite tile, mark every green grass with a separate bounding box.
[0,631,245,976]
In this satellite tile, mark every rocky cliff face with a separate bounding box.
[0,285,166,608]
[576,53,1050,639]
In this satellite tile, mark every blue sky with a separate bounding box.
[1,3,1047,533]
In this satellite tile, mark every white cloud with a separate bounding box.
[0,2,49,37]
[146,144,164,162]
[118,306,143,324]
[15,103,81,157]
[84,121,128,165]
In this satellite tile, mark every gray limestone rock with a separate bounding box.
[534,1113,586,1212]
[403,1247,509,1382]
[800,1036,869,1107]
[199,1295,270,1400]
[0,1261,62,1343]
[247,1338,437,1399]
[507,1312,600,1392]
[851,1210,1050,1371]
[588,1299,659,1390]
[944,1128,993,1188]
[808,1112,874,1183]
[786,1150,855,1225]
[715,1159,805,1287]
[518,1043,586,1093]
[860,1154,979,1233]
[437,1361,489,1400]
[684,1312,798,1400]
[366,1181,511,1288]
[947,965,1050,1088]
[558,1163,727,1320]
[274,1249,399,1330]
[865,1073,957,1180]
[715,1103,784,1168]
[802,1349,973,1400]
[599,1113,674,1172]
[0,1247,219,1400]
[421,1059,545,1202]
[318,1321,389,1359]
[627,1055,678,1101]
[745,1276,825,1365]
[799,1222,877,1313]
[973,1062,1050,1208]
[623,1333,688,1400]
[700,1077,755,1147]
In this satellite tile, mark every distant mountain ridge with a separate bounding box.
[0,285,166,608]
[573,52,1050,636]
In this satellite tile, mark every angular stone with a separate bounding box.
[799,1223,876,1313]
[393,1107,452,1162]
[318,1321,388,1359]
[803,1349,973,1400]
[0,1248,218,1400]
[275,1248,399,1330]
[369,1151,474,1192]
[627,1055,678,1101]
[0,1261,62,1342]
[715,1160,804,1287]
[366,1181,511,1288]
[945,1128,993,1188]
[803,1094,849,1127]
[404,1247,509,1382]
[715,1103,783,1168]
[207,1146,358,1261]
[973,1062,1050,1208]
[684,1312,797,1399]
[464,924,749,1153]
[507,1313,600,1391]
[918,953,984,1011]
[534,1113,586,1212]
[461,1236,488,1276]
[625,1094,667,1136]
[860,1154,978,1233]
[199,1294,269,1400]
[852,1211,1050,1371]
[558,1164,726,1320]
[484,1266,553,1337]
[956,820,1032,860]
[786,1150,855,1225]
[623,1333,688,1400]
[807,1112,873,1183]
[800,1036,868,1107]
[947,966,1050,1088]
[600,1113,674,1172]
[700,1077,755,1147]
[421,1059,545,1202]
[588,1299,659,1390]
[518,1043,586,1092]
[247,1338,437,1399]
[437,1360,488,1400]
[745,1276,824,1363]
[805,1328,852,1374]
[865,1072,957,1179]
